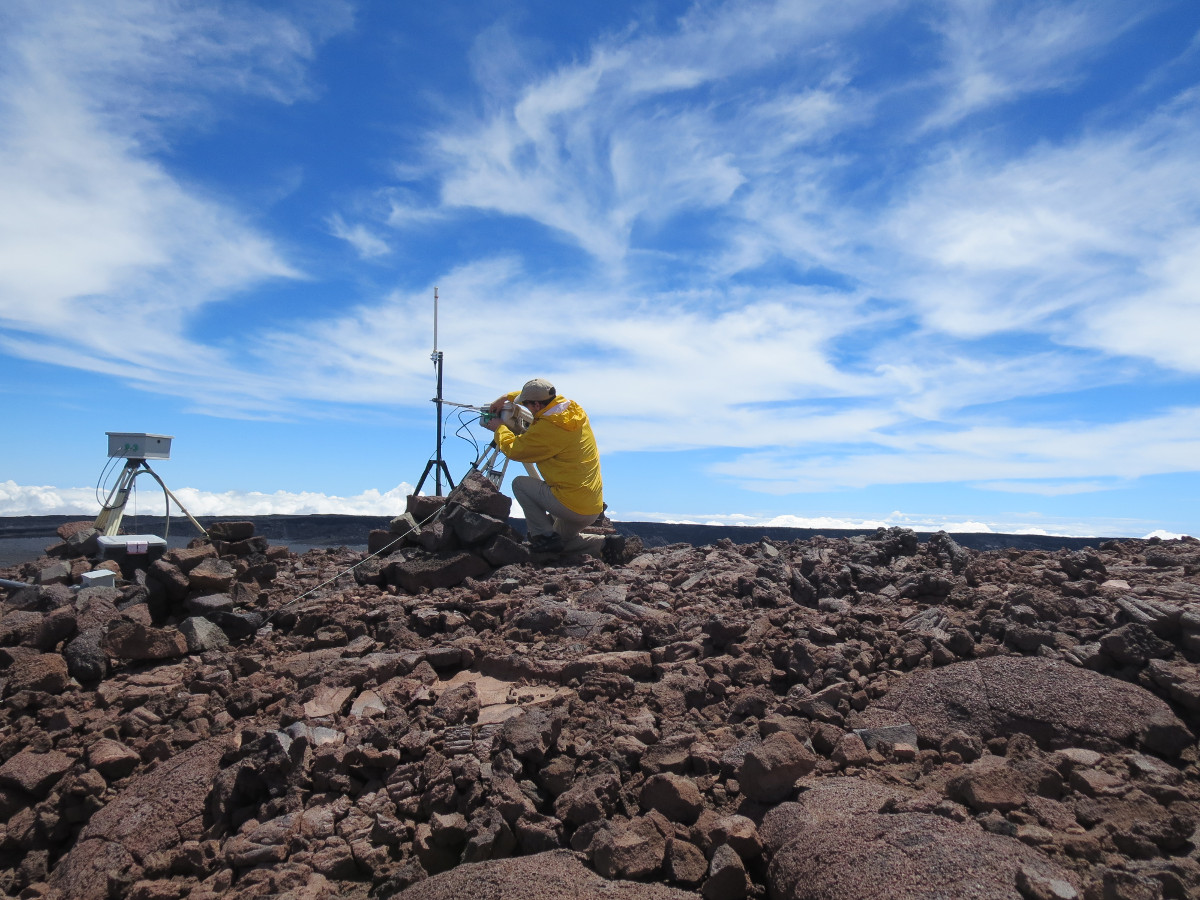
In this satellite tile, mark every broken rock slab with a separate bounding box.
[48,736,235,900]
[100,622,189,661]
[0,749,74,799]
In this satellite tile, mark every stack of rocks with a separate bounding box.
[356,473,632,595]
[3,520,285,685]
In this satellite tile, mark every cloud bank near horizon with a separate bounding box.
[1,480,1188,541]
[0,479,414,519]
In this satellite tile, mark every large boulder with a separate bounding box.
[0,749,73,799]
[6,583,73,613]
[5,652,70,695]
[74,587,122,632]
[407,492,447,522]
[207,521,255,542]
[640,772,705,825]
[33,606,78,650]
[101,622,189,661]
[443,503,509,546]
[147,559,190,603]
[187,557,236,593]
[760,778,915,854]
[385,552,492,593]
[162,544,217,573]
[497,707,559,764]
[447,471,512,520]
[480,534,532,566]
[0,610,43,646]
[85,739,141,781]
[64,629,109,683]
[861,656,1194,757]
[389,849,694,899]
[179,615,231,653]
[767,811,1080,900]
[590,816,668,880]
[739,732,816,803]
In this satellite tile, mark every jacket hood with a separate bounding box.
[540,397,586,432]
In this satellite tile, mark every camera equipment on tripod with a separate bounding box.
[93,432,207,540]
[478,399,534,434]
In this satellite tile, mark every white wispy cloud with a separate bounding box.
[711,406,1200,492]
[432,0,893,263]
[0,0,1196,524]
[328,214,392,259]
[268,0,1200,493]
[878,92,1200,364]
[0,0,345,390]
[920,0,1142,129]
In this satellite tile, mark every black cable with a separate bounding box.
[268,406,500,624]
[454,407,486,465]
[267,498,456,624]
[94,456,123,509]
[95,463,175,538]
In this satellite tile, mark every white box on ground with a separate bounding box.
[97,534,167,557]
[79,570,116,588]
[106,432,173,460]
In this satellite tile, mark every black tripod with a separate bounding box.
[413,288,454,496]
[414,348,455,496]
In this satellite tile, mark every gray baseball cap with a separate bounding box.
[517,378,556,404]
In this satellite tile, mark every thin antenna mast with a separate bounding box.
[413,286,455,496]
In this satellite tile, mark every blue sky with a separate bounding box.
[1,0,1198,537]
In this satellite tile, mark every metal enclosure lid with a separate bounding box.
[96,534,168,550]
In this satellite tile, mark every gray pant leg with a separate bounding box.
[512,475,604,555]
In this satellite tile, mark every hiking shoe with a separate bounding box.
[528,532,564,554]
[602,533,627,564]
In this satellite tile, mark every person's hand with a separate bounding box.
[481,414,503,432]
[488,396,508,415]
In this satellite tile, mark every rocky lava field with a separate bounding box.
[2,475,1200,900]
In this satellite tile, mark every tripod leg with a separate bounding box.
[140,463,208,538]
[413,459,438,496]
[486,455,510,489]
[94,460,141,536]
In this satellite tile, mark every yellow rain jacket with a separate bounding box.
[495,392,604,516]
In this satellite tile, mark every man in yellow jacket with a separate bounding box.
[484,378,621,560]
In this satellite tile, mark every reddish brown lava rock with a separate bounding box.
[861,655,1195,757]
[768,811,1080,900]
[392,849,696,898]
[48,736,234,900]
[2,517,1200,900]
